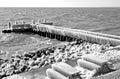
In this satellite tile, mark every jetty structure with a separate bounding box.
[2,20,120,46]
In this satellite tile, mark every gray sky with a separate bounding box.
[0,0,120,7]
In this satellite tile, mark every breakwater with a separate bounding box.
[3,22,120,46]
[32,24,120,46]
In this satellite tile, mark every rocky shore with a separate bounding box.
[1,39,120,79]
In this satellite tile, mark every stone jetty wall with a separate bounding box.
[31,23,120,46]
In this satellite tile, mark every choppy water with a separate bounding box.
[0,8,120,58]
[0,8,120,34]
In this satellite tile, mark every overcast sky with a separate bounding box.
[0,0,120,7]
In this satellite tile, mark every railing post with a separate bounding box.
[22,20,25,24]
[15,21,18,25]
[31,20,35,32]
[37,19,41,24]
[8,22,11,30]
